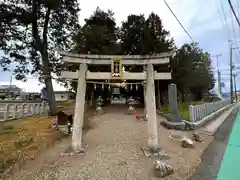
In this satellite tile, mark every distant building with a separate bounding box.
[0,85,23,99]
[54,91,75,101]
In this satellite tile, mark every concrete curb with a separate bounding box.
[201,103,240,136]
[188,104,239,180]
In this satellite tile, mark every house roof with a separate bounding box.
[0,85,22,90]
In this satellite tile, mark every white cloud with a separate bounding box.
[79,0,198,44]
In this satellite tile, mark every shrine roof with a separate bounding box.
[61,51,175,60]
[60,51,175,65]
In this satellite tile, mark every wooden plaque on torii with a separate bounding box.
[111,58,122,77]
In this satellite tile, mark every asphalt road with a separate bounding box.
[189,106,239,180]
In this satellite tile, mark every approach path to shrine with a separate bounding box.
[5,106,212,180]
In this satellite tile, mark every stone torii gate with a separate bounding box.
[60,51,174,152]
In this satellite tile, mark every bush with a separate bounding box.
[14,136,34,148]
[159,101,203,121]
[0,124,18,135]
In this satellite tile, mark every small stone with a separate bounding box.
[76,147,86,155]
[180,137,194,148]
[154,160,174,178]
[30,155,35,160]
[140,116,147,121]
[141,147,151,157]
[192,132,203,142]
[169,132,184,140]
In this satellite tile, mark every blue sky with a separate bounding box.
[0,0,240,92]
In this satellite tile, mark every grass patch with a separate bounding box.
[0,116,58,174]
[57,100,75,108]
[2,125,14,130]
[14,136,34,148]
[159,101,203,121]
[0,100,94,175]
[0,124,18,135]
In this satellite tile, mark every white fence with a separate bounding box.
[189,100,231,122]
[0,103,49,121]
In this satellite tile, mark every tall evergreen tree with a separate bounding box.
[70,7,119,92]
[172,43,215,101]
[73,7,119,55]
[120,12,175,55]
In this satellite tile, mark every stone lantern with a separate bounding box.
[96,96,104,113]
[127,96,136,114]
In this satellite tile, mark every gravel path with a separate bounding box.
[5,107,213,180]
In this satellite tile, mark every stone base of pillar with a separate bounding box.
[140,115,148,121]
[148,137,159,153]
[141,147,170,160]
[62,142,88,156]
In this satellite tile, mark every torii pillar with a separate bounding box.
[72,63,87,152]
[146,63,159,152]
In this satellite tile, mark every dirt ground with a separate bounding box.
[3,106,213,180]
[0,100,94,179]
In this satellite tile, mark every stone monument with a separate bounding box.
[161,83,184,130]
[167,83,182,122]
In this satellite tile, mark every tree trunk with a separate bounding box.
[31,5,56,115]
[45,76,57,115]
[42,52,57,115]
[180,92,185,102]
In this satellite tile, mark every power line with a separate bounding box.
[217,0,240,62]
[238,0,240,19]
[228,0,240,28]
[218,0,232,41]
[230,7,240,61]
[163,0,194,42]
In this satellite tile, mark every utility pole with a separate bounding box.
[233,74,238,101]
[212,54,222,94]
[230,41,240,103]
[9,76,12,99]
[230,43,233,103]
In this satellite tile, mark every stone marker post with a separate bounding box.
[168,83,181,122]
